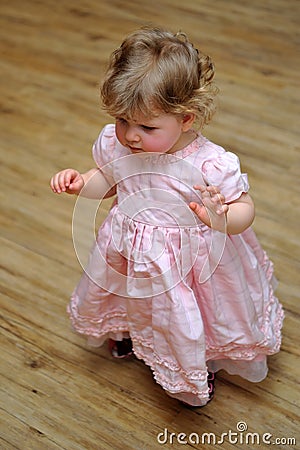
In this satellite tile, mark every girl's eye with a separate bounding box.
[141,125,156,131]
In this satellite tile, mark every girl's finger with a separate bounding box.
[193,184,206,192]
[52,174,61,193]
[64,171,74,188]
[211,193,225,204]
[189,201,202,215]
[56,173,66,191]
[206,185,220,194]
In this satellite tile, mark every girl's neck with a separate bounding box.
[167,129,198,154]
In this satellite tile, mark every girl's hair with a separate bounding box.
[101,27,218,128]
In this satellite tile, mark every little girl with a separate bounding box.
[50,27,284,407]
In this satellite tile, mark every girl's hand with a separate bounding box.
[190,185,229,232]
[50,169,84,195]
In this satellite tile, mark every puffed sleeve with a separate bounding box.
[92,124,117,184]
[202,151,249,203]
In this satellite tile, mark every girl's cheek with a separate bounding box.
[115,126,124,145]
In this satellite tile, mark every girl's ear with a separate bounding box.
[181,113,195,131]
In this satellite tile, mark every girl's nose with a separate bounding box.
[125,125,140,143]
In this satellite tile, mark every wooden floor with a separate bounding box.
[1,0,299,449]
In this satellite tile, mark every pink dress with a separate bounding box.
[68,124,284,406]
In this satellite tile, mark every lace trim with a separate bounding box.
[67,302,128,337]
[132,340,209,397]
[132,340,207,380]
[153,371,209,397]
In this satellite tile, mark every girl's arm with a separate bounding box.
[50,168,114,199]
[225,192,255,234]
[190,185,255,234]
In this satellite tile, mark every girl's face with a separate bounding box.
[115,112,195,154]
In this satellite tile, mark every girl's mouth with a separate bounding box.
[128,146,143,153]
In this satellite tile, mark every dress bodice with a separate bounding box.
[92,124,249,227]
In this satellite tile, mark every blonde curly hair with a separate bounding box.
[101,27,218,128]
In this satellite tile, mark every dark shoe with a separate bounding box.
[207,371,215,400]
[109,338,133,359]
